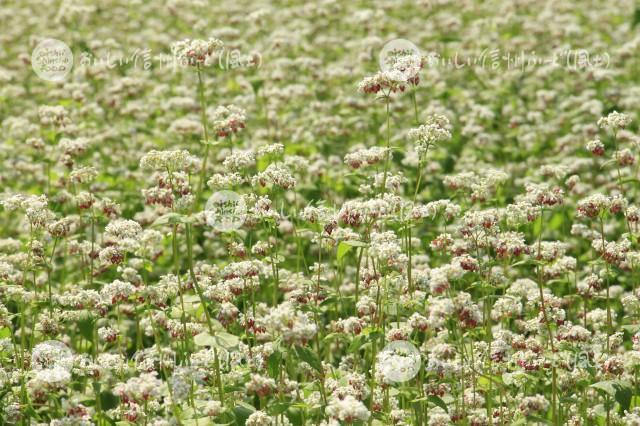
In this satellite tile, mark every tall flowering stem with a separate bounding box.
[381,93,392,195]
[171,37,224,209]
[413,147,428,203]
[536,208,558,425]
[196,64,211,209]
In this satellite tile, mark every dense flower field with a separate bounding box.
[2,0,640,424]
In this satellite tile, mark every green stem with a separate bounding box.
[411,89,419,124]
[185,223,214,333]
[196,64,212,209]
[536,209,557,424]
[47,237,59,314]
[381,95,391,194]
[173,224,190,360]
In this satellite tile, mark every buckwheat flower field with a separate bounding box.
[3,0,640,425]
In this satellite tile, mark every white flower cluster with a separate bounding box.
[223,149,255,171]
[114,372,165,403]
[428,262,465,294]
[389,54,423,82]
[325,394,370,423]
[168,117,202,135]
[339,194,402,226]
[491,296,522,321]
[59,137,90,156]
[261,301,317,345]
[39,105,71,127]
[252,163,297,189]
[522,182,564,207]
[357,70,409,94]
[412,199,461,220]
[407,114,451,156]
[300,205,335,224]
[257,143,284,157]
[597,110,631,130]
[105,219,142,243]
[31,341,74,371]
[246,410,276,426]
[210,104,246,138]
[100,279,136,304]
[171,38,224,66]
[139,149,199,172]
[344,146,388,169]
[69,165,98,184]
[576,193,625,218]
[2,194,54,228]
[31,366,71,390]
[369,231,408,269]
[518,394,550,416]
[586,138,605,155]
[443,169,509,202]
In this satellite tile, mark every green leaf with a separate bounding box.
[348,329,383,352]
[525,416,551,424]
[151,213,193,227]
[182,294,201,304]
[100,390,119,410]
[337,241,353,261]
[293,345,323,373]
[193,331,239,350]
[621,324,640,334]
[591,380,618,396]
[215,332,240,350]
[267,349,282,379]
[510,259,534,268]
[348,334,365,353]
[320,296,341,307]
[250,80,264,94]
[616,385,632,413]
[467,281,493,292]
[548,212,564,230]
[267,401,292,416]
[323,333,347,343]
[591,380,633,412]
[233,402,256,425]
[427,395,448,412]
[342,240,368,248]
[619,177,640,186]
[413,395,448,413]
[385,302,398,315]
[78,319,95,341]
[183,418,213,426]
